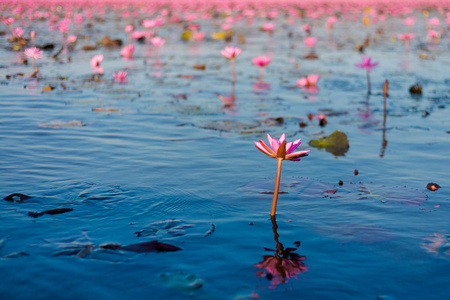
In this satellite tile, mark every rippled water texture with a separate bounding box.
[1,1,450,299]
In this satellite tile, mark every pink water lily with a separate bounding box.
[112,71,128,83]
[252,56,272,82]
[120,44,135,58]
[90,54,103,68]
[221,46,242,83]
[297,74,320,87]
[355,56,378,94]
[398,33,415,40]
[24,46,43,71]
[355,56,379,72]
[303,36,316,48]
[255,133,309,162]
[255,133,310,216]
[151,37,165,47]
[221,46,242,59]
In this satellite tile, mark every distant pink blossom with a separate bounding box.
[398,33,415,40]
[327,16,338,24]
[252,56,272,67]
[2,17,15,26]
[355,57,379,72]
[120,44,135,58]
[188,23,200,31]
[427,17,440,27]
[150,37,165,47]
[301,24,311,32]
[222,23,231,31]
[112,71,128,83]
[90,54,103,68]
[12,27,24,37]
[403,16,416,26]
[67,35,77,43]
[131,31,145,39]
[428,30,439,39]
[125,25,134,33]
[24,47,43,59]
[194,32,205,41]
[303,36,317,48]
[74,13,83,24]
[297,74,320,87]
[221,46,242,59]
[261,23,275,32]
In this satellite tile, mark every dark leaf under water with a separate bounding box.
[4,193,32,202]
[119,240,182,253]
[243,177,337,200]
[28,208,74,218]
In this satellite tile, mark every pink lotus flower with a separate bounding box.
[261,23,275,32]
[255,133,309,162]
[403,16,415,26]
[24,47,43,59]
[12,27,24,37]
[124,25,134,33]
[120,44,135,58]
[428,30,439,39]
[67,35,77,43]
[112,71,128,83]
[254,133,309,216]
[2,17,15,26]
[221,23,231,31]
[398,33,415,40]
[297,74,320,87]
[150,37,165,47]
[355,56,379,72]
[90,54,103,68]
[303,36,316,48]
[221,46,242,59]
[252,56,272,67]
[131,31,145,40]
[221,46,242,83]
[428,17,440,27]
[193,32,205,41]
[301,24,311,32]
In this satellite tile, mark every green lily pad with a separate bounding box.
[308,130,349,156]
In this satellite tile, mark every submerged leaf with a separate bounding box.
[159,272,204,291]
[317,224,396,244]
[28,208,74,218]
[119,240,181,253]
[4,193,32,202]
[308,130,349,156]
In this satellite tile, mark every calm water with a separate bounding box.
[1,5,450,300]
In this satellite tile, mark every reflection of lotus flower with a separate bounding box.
[151,37,165,47]
[112,71,128,83]
[120,44,135,58]
[254,216,308,288]
[422,233,450,258]
[254,134,310,216]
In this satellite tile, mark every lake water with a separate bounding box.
[1,2,449,299]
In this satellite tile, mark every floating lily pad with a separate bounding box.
[308,130,349,156]
[316,223,396,244]
[243,177,336,200]
[158,272,204,291]
[356,183,427,205]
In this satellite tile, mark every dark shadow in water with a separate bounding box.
[254,216,307,288]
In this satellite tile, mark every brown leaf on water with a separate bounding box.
[82,44,98,51]
[302,53,319,60]
[426,183,440,191]
[4,193,32,202]
[193,64,206,70]
[29,68,39,78]
[98,36,122,47]
[28,208,73,218]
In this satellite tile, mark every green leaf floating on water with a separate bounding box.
[308,130,349,156]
